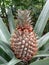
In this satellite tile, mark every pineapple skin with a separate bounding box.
[10,10,38,62]
[10,27,37,62]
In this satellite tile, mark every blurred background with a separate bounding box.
[0,0,49,33]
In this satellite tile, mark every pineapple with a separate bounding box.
[10,9,38,62]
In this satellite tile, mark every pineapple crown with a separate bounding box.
[17,9,32,26]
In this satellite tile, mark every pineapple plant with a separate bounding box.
[0,0,49,65]
[10,9,38,62]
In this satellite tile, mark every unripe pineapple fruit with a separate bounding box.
[10,9,38,62]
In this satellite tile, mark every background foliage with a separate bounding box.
[0,0,49,33]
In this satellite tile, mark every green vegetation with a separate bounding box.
[0,0,49,65]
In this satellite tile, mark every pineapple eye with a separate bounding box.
[21,45,24,48]
[24,48,27,51]
[22,40,25,44]
[25,43,28,47]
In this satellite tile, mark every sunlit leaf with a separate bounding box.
[7,57,21,65]
[33,54,49,58]
[7,8,15,34]
[0,17,10,45]
[34,0,49,37]
[38,32,49,48]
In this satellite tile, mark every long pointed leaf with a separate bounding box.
[0,17,10,44]
[30,58,49,65]
[7,57,21,65]
[0,57,21,65]
[33,54,49,58]
[34,0,49,37]
[0,63,7,65]
[0,56,7,64]
[7,8,15,34]
[38,32,49,48]
[0,40,14,58]
[44,42,49,52]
